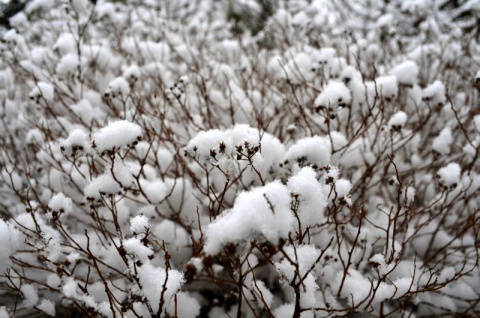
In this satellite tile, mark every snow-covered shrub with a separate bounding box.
[0,0,478,317]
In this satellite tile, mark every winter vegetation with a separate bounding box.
[0,0,479,317]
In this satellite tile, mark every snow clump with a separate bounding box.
[432,127,454,155]
[375,75,398,101]
[130,214,149,235]
[48,193,73,220]
[135,262,184,314]
[204,181,293,255]
[423,80,446,106]
[285,136,331,168]
[92,120,142,153]
[61,129,90,157]
[437,163,461,190]
[314,81,351,111]
[29,82,54,103]
[0,220,21,274]
[389,60,419,86]
[104,77,130,99]
[388,111,408,131]
[20,284,39,308]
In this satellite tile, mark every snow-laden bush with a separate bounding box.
[0,0,479,317]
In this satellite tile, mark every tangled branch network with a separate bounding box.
[0,0,479,317]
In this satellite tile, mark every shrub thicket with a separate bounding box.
[0,0,479,317]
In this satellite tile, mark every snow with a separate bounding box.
[388,111,408,130]
[283,52,314,83]
[153,220,188,246]
[105,77,130,99]
[48,193,73,218]
[123,65,141,84]
[1,1,479,316]
[66,252,80,264]
[0,308,9,318]
[92,120,142,153]
[251,280,273,308]
[334,269,372,306]
[26,128,43,145]
[445,281,478,301]
[70,100,94,124]
[287,167,326,228]
[0,220,21,274]
[37,299,55,316]
[375,75,398,101]
[437,163,461,189]
[130,214,149,235]
[29,82,54,102]
[3,29,22,45]
[20,284,39,308]
[184,125,279,176]
[166,292,201,318]
[9,12,27,30]
[135,262,184,314]
[70,0,89,12]
[432,127,453,155]
[370,254,394,276]
[334,179,352,198]
[389,60,419,86]
[314,81,351,110]
[439,267,456,283]
[285,136,331,168]
[406,186,416,204]
[56,54,79,76]
[317,47,336,66]
[123,238,153,261]
[25,0,55,13]
[474,115,480,132]
[276,244,322,282]
[54,33,76,55]
[273,303,294,318]
[138,179,168,204]
[84,173,123,199]
[423,80,446,106]
[392,277,413,299]
[329,131,348,150]
[61,129,90,157]
[292,11,310,29]
[184,129,228,162]
[204,181,293,255]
